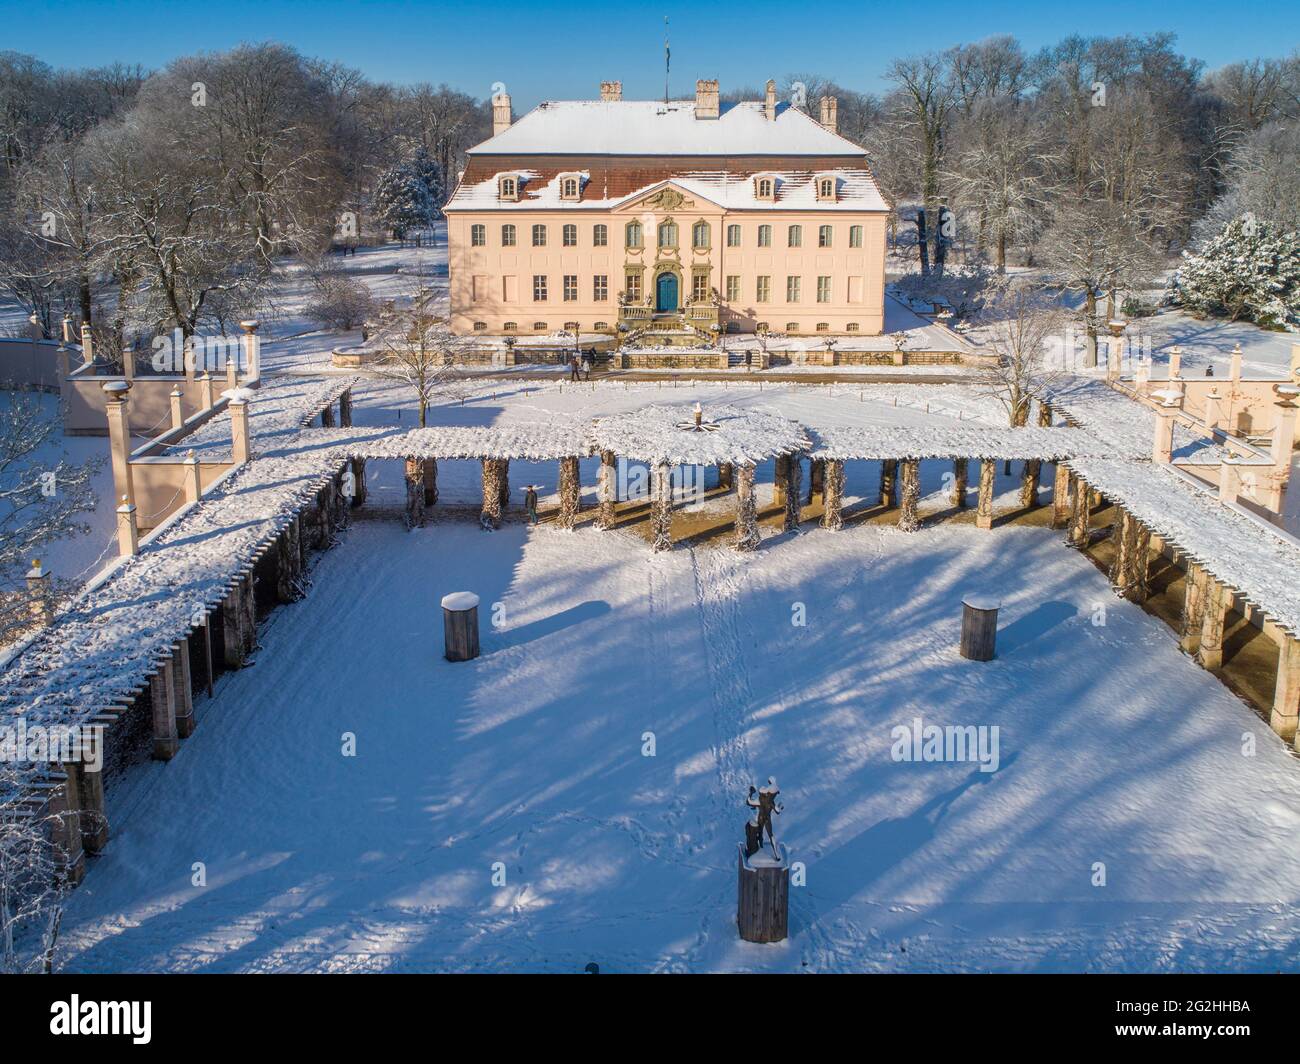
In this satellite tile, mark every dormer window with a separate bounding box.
[499,174,519,201]
[559,173,581,201]
[816,175,837,202]
[754,175,776,201]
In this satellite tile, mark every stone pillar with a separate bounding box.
[1067,477,1090,548]
[718,462,734,492]
[1218,458,1240,505]
[116,497,139,557]
[480,457,503,529]
[781,454,801,532]
[321,402,335,428]
[338,388,353,427]
[879,459,897,508]
[1179,562,1207,655]
[1269,632,1300,743]
[597,449,617,529]
[1152,405,1177,464]
[497,458,510,511]
[422,458,438,505]
[975,459,996,530]
[773,454,789,506]
[735,463,760,551]
[230,396,251,464]
[350,457,367,507]
[150,664,180,759]
[1132,523,1151,604]
[951,458,968,509]
[899,459,921,532]
[74,758,109,853]
[80,322,94,365]
[46,770,85,885]
[1195,575,1229,671]
[225,351,239,392]
[26,560,52,625]
[276,516,304,602]
[239,319,260,379]
[199,371,214,410]
[821,459,844,531]
[807,458,824,505]
[650,461,673,551]
[102,381,134,506]
[1110,509,1136,594]
[222,581,249,668]
[1051,464,1071,529]
[172,640,195,738]
[405,458,426,529]
[169,386,184,431]
[1020,459,1041,508]
[1038,402,1053,428]
[558,456,581,529]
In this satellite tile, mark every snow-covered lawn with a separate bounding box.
[57,518,1300,972]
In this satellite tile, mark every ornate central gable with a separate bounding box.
[619,181,720,214]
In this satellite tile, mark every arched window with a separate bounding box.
[562,223,577,247]
[625,221,643,248]
[692,221,710,249]
[501,224,516,246]
[846,322,860,332]
[787,225,802,248]
[470,224,485,246]
[560,176,580,199]
[757,224,772,248]
[499,175,518,200]
[503,321,518,331]
[473,321,487,331]
[818,225,833,247]
[658,220,678,248]
[593,224,608,247]
[754,176,775,200]
[532,224,547,247]
[817,177,835,200]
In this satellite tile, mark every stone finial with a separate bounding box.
[695,78,719,119]
[819,95,838,133]
[116,495,139,557]
[492,92,512,137]
[599,81,622,102]
[764,79,777,121]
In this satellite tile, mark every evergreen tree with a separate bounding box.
[373,162,433,239]
[1172,215,1300,328]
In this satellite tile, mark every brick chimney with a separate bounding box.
[819,95,838,133]
[600,81,622,102]
[695,78,719,119]
[764,79,777,121]
[492,92,512,137]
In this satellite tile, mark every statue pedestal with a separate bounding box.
[737,842,789,943]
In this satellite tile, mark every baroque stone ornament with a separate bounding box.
[641,187,692,210]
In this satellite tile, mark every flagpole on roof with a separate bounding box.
[664,16,670,104]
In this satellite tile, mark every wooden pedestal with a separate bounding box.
[737,843,789,943]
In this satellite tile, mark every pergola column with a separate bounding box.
[774,454,790,506]
[1051,464,1072,529]
[781,453,801,532]
[951,458,968,509]
[880,459,898,508]
[222,578,250,668]
[1132,523,1152,604]
[718,462,734,492]
[1195,575,1230,671]
[405,457,426,529]
[807,458,824,505]
[172,640,195,738]
[558,455,581,529]
[975,459,996,530]
[422,458,438,505]
[651,461,673,551]
[350,457,367,508]
[1038,401,1053,427]
[72,758,108,853]
[899,459,921,532]
[338,388,353,427]
[1269,631,1300,743]
[735,463,760,551]
[1067,477,1090,548]
[150,664,179,760]
[276,516,304,602]
[820,459,844,531]
[1020,459,1042,508]
[597,449,617,529]
[498,458,510,510]
[480,458,503,530]
[1179,561,1208,654]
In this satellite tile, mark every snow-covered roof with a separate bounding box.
[318,423,592,462]
[471,100,866,157]
[590,405,808,465]
[807,426,1110,462]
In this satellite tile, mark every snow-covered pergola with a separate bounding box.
[590,405,811,551]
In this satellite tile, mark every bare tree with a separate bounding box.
[975,280,1068,426]
[371,285,470,426]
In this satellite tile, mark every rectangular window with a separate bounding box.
[563,224,577,247]
[787,225,802,248]
[471,224,485,247]
[726,224,741,247]
[502,224,516,247]
[532,224,547,247]
[818,225,832,248]
[593,275,608,301]
[849,225,863,248]
[786,276,801,303]
[692,273,710,302]
[563,275,578,301]
[757,225,772,248]
[725,275,741,301]
[533,275,548,301]
[817,276,832,303]
[626,272,642,303]
[756,276,771,302]
[593,224,608,247]
[502,275,518,302]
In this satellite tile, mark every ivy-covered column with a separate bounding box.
[735,463,760,551]
[596,449,617,529]
[480,457,502,530]
[782,454,801,532]
[651,461,673,551]
[899,459,921,532]
[820,459,844,531]
[405,458,426,529]
[558,456,581,529]
[975,459,996,530]
[880,459,898,508]
[1067,477,1090,548]
[951,458,968,509]
[1051,464,1071,528]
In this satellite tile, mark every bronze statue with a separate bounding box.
[745,777,783,861]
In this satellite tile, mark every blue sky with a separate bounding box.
[3,0,1296,106]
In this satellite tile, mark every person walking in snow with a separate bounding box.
[581,351,593,380]
[524,485,539,525]
[570,353,581,381]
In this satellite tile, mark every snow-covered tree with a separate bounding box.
[0,761,73,973]
[975,280,1068,426]
[1171,214,1300,327]
[409,146,444,211]
[371,287,469,426]
[373,163,433,239]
